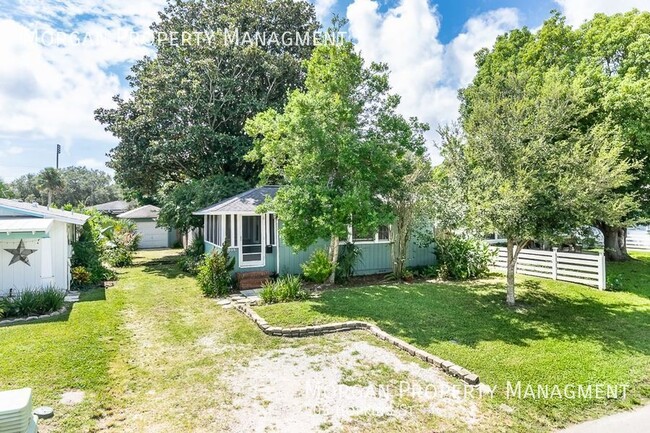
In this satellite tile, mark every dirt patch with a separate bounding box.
[60,391,85,406]
[224,340,480,432]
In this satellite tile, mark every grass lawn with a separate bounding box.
[0,250,281,432]
[3,250,512,433]
[255,252,650,432]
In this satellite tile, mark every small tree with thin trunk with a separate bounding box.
[442,69,636,306]
[388,154,432,277]
[245,41,426,283]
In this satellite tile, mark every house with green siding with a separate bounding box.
[193,186,435,280]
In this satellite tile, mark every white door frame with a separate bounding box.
[238,213,265,268]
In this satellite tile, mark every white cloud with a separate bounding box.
[0,0,165,148]
[554,0,650,27]
[76,158,109,171]
[445,8,519,87]
[0,144,23,157]
[347,0,519,159]
[314,0,338,22]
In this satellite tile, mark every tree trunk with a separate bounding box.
[47,190,52,207]
[327,234,340,284]
[506,239,516,306]
[598,222,631,261]
[505,239,528,306]
[392,217,409,277]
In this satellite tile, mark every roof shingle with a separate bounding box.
[194,186,278,215]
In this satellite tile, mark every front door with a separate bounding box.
[240,215,265,267]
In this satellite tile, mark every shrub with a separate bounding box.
[72,219,109,284]
[301,249,333,283]
[196,243,235,297]
[71,209,140,279]
[71,266,92,290]
[336,243,363,283]
[178,238,205,275]
[0,298,9,318]
[434,234,494,280]
[260,275,309,304]
[1,286,65,318]
[103,220,140,267]
[260,280,278,304]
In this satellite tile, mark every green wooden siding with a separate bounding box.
[277,240,435,276]
[205,218,436,276]
[276,222,435,276]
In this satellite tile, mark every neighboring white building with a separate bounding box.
[0,199,89,296]
[117,205,176,249]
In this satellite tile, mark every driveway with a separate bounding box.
[558,404,650,433]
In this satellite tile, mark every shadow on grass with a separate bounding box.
[306,279,650,355]
[77,287,106,302]
[142,253,187,279]
[608,254,650,300]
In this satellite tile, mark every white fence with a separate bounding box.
[627,230,650,251]
[490,247,606,290]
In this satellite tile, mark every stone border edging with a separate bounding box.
[0,305,68,327]
[234,304,480,385]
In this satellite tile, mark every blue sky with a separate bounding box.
[0,0,648,181]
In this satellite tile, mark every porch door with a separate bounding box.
[240,215,265,267]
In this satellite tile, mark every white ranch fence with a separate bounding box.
[626,230,650,251]
[489,247,606,290]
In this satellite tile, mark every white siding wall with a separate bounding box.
[51,221,70,290]
[0,221,71,296]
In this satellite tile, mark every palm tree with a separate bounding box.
[37,167,64,206]
[0,178,12,198]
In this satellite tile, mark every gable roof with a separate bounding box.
[117,205,161,220]
[194,186,279,215]
[0,199,89,225]
[92,200,132,214]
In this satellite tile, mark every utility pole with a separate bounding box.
[56,144,61,169]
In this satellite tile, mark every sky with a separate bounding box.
[0,0,649,181]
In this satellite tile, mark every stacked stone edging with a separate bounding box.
[235,304,480,385]
[0,305,68,328]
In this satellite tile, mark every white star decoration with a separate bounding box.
[4,239,37,267]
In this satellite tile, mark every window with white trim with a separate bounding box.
[225,215,232,245]
[378,225,390,241]
[206,215,223,245]
[266,214,276,246]
[350,225,391,243]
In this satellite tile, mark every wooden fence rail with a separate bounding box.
[489,247,606,290]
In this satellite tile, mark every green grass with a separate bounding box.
[0,250,277,432]
[255,252,650,432]
[2,250,648,432]
[0,287,125,430]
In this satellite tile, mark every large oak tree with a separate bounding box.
[95,0,319,201]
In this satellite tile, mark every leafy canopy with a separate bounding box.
[95,0,320,199]
[10,167,119,207]
[157,175,250,232]
[245,41,428,251]
[468,10,650,225]
[450,67,637,243]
